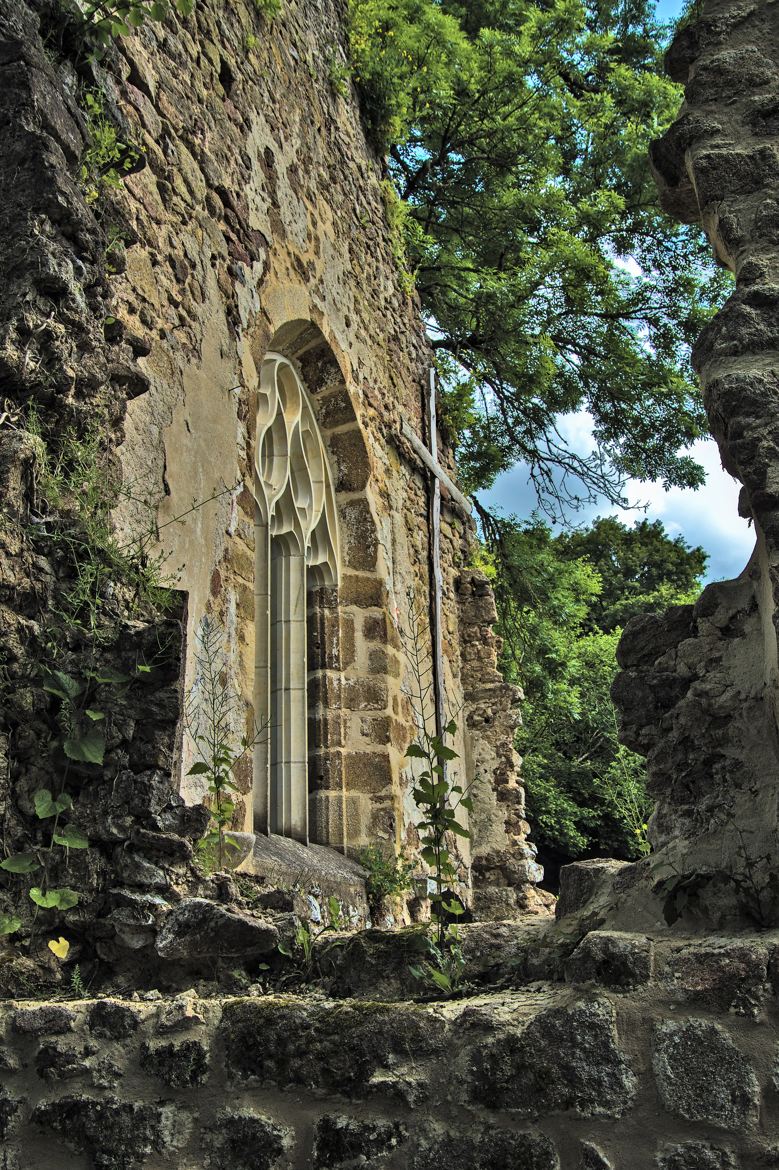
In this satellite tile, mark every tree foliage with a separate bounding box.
[556,515,707,630]
[488,513,705,870]
[348,0,729,512]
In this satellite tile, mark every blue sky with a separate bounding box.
[478,0,754,585]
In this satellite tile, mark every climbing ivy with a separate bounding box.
[58,0,281,52]
[59,0,195,48]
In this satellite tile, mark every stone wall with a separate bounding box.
[93,0,484,861]
[0,0,540,964]
[2,926,779,1169]
[606,0,779,932]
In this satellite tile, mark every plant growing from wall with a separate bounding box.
[278,894,346,981]
[0,662,150,951]
[0,779,84,948]
[57,0,281,53]
[27,412,173,642]
[184,616,267,872]
[359,845,414,920]
[405,720,471,994]
[58,0,195,49]
[79,89,143,205]
[399,588,472,995]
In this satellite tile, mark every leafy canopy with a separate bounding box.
[348,0,728,511]
[490,513,706,864]
[555,514,707,630]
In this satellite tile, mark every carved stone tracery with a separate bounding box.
[252,353,340,842]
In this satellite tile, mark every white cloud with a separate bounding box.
[478,419,755,584]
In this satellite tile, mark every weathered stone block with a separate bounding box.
[343,751,393,794]
[565,931,653,989]
[155,991,206,1033]
[317,388,357,430]
[13,1004,75,1035]
[309,710,347,750]
[36,1040,91,1082]
[220,998,447,1098]
[88,1001,140,1040]
[309,749,345,793]
[340,575,387,608]
[312,1115,406,1168]
[555,860,628,921]
[32,1095,181,1169]
[339,499,378,571]
[155,899,278,961]
[0,1088,20,1141]
[202,1109,293,1170]
[140,1037,209,1087]
[653,1019,759,1132]
[316,927,428,1000]
[471,998,636,1117]
[661,941,769,1016]
[580,1142,612,1170]
[343,677,389,712]
[363,613,391,643]
[112,847,170,890]
[410,1125,559,1170]
[328,429,371,492]
[656,1142,737,1170]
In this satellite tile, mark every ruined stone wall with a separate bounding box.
[607,0,779,932]
[90,0,449,856]
[0,0,538,964]
[2,925,779,1170]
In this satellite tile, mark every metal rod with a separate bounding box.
[427,369,447,746]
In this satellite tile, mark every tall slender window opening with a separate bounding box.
[253,353,340,841]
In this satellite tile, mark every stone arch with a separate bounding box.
[251,322,394,854]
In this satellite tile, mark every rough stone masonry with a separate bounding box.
[1,0,779,1166]
[0,0,543,977]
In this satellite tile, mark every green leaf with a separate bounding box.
[459,796,474,812]
[448,821,470,838]
[29,887,80,910]
[34,789,72,819]
[42,671,83,701]
[63,730,105,765]
[136,663,152,673]
[442,899,464,916]
[85,709,105,721]
[327,895,342,926]
[405,743,426,759]
[445,719,457,736]
[428,968,452,992]
[420,846,437,866]
[187,762,211,776]
[53,827,89,850]
[0,914,21,936]
[0,852,41,874]
[435,745,458,761]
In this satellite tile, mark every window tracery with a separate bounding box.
[252,353,340,840]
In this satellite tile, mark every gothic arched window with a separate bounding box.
[252,353,340,842]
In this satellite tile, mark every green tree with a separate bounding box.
[556,515,707,630]
[490,514,705,875]
[348,0,728,511]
